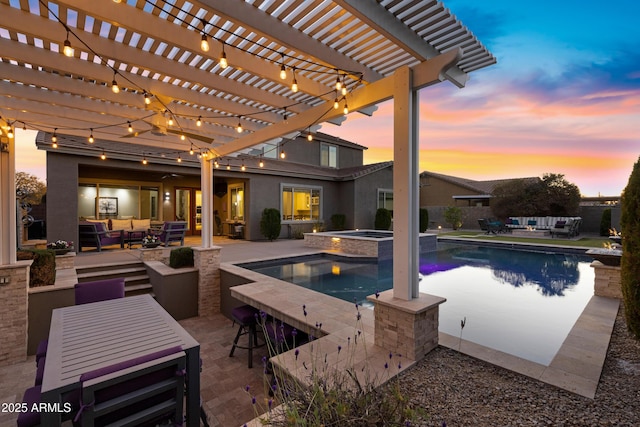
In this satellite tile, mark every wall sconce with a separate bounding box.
[164,192,170,201]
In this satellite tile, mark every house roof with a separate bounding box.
[36,130,392,182]
[2,0,495,159]
[420,170,540,195]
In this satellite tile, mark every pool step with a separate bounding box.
[76,261,153,297]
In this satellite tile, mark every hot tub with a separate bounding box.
[303,229,437,260]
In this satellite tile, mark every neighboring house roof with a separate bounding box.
[420,171,539,195]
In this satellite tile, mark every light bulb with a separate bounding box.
[142,157,148,165]
[51,129,57,143]
[63,38,74,57]
[127,122,133,133]
[307,133,313,141]
[341,86,347,96]
[52,142,58,148]
[236,121,243,133]
[168,117,174,126]
[219,45,228,69]
[111,79,120,94]
[336,76,342,90]
[343,102,349,115]
[334,98,339,109]
[291,78,298,93]
[196,116,202,127]
[280,151,286,159]
[226,163,231,170]
[100,151,106,160]
[7,127,14,139]
[280,64,286,80]
[88,129,94,143]
[189,146,194,155]
[180,134,186,141]
[241,163,246,171]
[177,156,182,163]
[201,34,210,52]
[144,92,151,105]
[259,159,264,168]
[214,160,219,168]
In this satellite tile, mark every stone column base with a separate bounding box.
[137,247,166,263]
[366,290,446,361]
[193,247,221,317]
[591,261,622,299]
[55,252,76,270]
[0,261,32,366]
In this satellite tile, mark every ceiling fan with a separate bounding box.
[121,96,214,144]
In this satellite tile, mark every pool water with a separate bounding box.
[242,243,594,365]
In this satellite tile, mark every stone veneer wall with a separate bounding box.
[193,247,221,316]
[366,289,445,361]
[55,252,75,270]
[304,232,437,260]
[591,261,622,299]
[0,261,31,366]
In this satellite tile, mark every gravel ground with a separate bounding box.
[399,305,640,427]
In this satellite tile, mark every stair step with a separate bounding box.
[77,266,147,282]
[75,260,145,275]
[125,283,153,295]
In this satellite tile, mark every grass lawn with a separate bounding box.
[438,230,609,249]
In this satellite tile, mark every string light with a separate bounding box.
[241,162,246,171]
[143,91,151,105]
[111,72,120,94]
[214,159,219,168]
[259,158,264,168]
[52,140,58,148]
[291,68,298,93]
[22,123,27,131]
[343,101,349,115]
[7,126,14,139]
[88,129,94,143]
[226,161,231,170]
[236,118,243,133]
[335,74,342,91]
[177,155,182,163]
[189,144,194,155]
[180,134,186,141]
[280,150,286,159]
[219,42,228,69]
[51,128,58,143]
[127,121,133,133]
[196,116,202,127]
[63,30,74,57]
[307,132,313,141]
[200,34,210,52]
[142,155,148,165]
[100,150,106,160]
[334,96,339,110]
[280,53,287,79]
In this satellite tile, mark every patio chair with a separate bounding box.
[74,277,125,305]
[74,346,186,427]
[78,221,124,252]
[16,386,79,427]
[154,221,187,246]
[550,218,581,238]
[478,219,505,234]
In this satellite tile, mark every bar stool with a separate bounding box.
[229,304,262,368]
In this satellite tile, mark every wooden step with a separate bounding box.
[76,266,147,282]
[75,260,145,275]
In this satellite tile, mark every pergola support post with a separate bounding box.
[392,66,420,300]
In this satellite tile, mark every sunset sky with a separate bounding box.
[14,1,640,196]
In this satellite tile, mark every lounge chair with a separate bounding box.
[154,221,187,246]
[550,218,581,238]
[478,219,505,234]
[78,221,124,252]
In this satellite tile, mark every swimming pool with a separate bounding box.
[240,243,594,365]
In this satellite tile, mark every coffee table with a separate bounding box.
[125,230,145,248]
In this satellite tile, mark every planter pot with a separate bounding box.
[53,248,73,255]
[586,249,622,266]
[143,243,161,249]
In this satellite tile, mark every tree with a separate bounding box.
[15,172,46,205]
[491,173,580,218]
[443,206,463,230]
[621,157,640,337]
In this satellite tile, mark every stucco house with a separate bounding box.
[36,131,393,244]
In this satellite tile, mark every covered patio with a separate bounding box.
[0,0,496,425]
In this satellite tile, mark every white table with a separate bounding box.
[41,294,200,426]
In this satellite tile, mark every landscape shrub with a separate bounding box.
[600,208,612,236]
[291,227,305,239]
[374,208,392,230]
[169,247,194,268]
[419,208,429,232]
[444,206,463,230]
[621,157,640,337]
[330,213,346,231]
[260,208,282,241]
[17,248,55,287]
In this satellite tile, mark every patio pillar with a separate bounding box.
[392,66,420,300]
[0,128,16,265]
[200,155,213,248]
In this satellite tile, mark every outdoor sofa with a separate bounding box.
[505,216,582,231]
[78,221,124,252]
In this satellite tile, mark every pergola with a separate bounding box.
[0,0,495,300]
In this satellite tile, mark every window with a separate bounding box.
[262,141,278,159]
[281,185,321,221]
[229,184,244,220]
[378,189,393,213]
[320,143,337,168]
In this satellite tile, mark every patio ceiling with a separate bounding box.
[0,0,495,159]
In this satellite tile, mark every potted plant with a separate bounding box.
[142,234,161,248]
[46,240,74,255]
